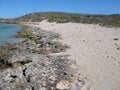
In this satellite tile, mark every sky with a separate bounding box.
[0,0,120,18]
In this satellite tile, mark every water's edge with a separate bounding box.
[0,23,24,45]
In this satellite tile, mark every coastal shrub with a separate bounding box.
[48,16,57,22]
[31,17,43,22]
[2,12,119,27]
[57,19,69,23]
[71,16,81,23]
[48,16,69,23]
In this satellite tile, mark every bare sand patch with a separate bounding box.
[26,20,120,90]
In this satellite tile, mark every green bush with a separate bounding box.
[48,16,57,22]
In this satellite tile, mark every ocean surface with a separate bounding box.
[0,23,23,45]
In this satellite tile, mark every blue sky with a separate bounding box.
[0,0,120,18]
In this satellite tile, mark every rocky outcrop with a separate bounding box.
[0,26,85,90]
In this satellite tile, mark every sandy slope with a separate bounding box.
[27,20,120,90]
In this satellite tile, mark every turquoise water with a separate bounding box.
[0,23,23,45]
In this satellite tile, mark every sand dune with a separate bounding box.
[27,20,120,90]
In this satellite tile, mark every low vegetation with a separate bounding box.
[0,12,120,27]
[13,12,120,27]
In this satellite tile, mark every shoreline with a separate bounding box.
[0,23,25,46]
[0,21,120,90]
[14,24,29,38]
[0,23,29,69]
[0,24,83,90]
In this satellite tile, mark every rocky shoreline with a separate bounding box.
[0,26,84,90]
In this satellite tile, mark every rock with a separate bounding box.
[25,88,31,90]
[56,80,70,90]
[36,44,41,47]
[0,26,84,90]
[34,47,41,52]
[70,80,84,90]
[39,87,47,90]
[48,75,56,84]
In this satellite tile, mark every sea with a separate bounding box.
[0,23,23,45]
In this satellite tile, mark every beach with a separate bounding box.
[0,20,120,90]
[0,0,120,89]
[27,20,120,90]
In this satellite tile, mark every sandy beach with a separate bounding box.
[27,20,120,90]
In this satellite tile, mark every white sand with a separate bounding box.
[26,20,120,90]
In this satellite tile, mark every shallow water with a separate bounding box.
[0,23,23,45]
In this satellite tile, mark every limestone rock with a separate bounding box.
[56,80,70,90]
[0,26,84,90]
